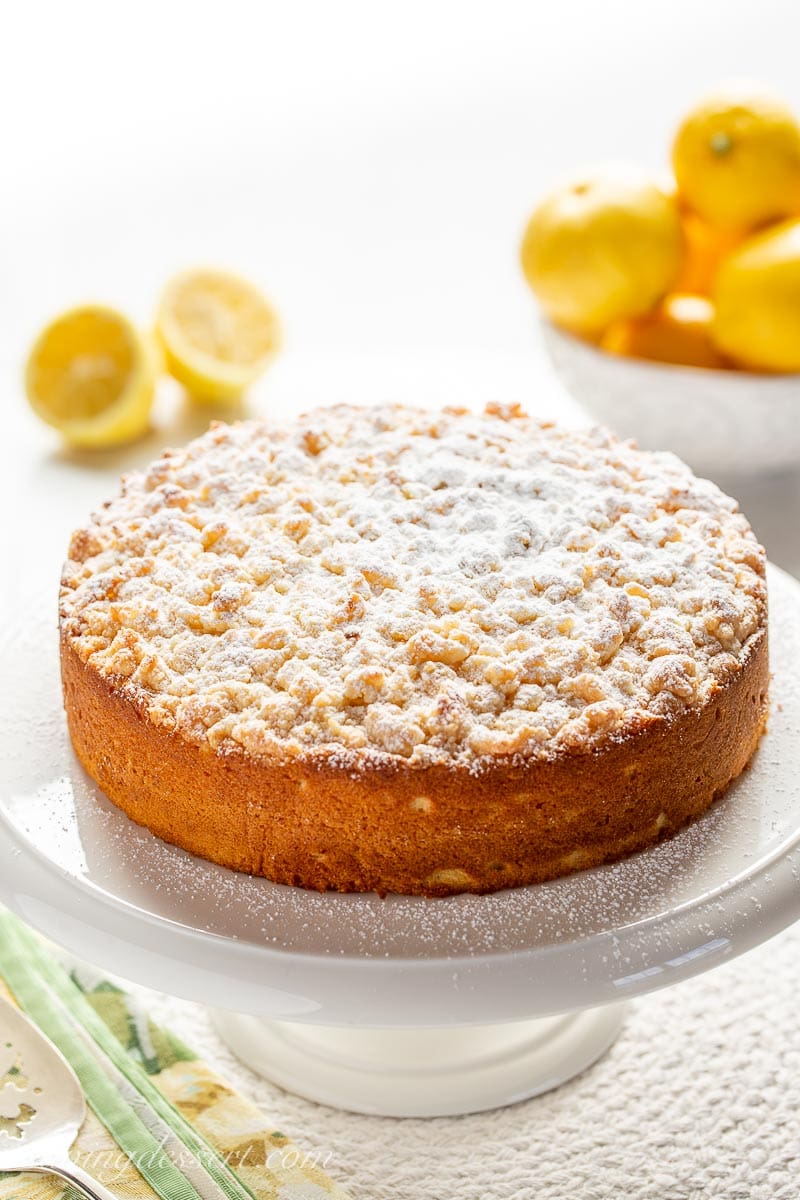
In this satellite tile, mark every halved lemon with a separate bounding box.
[25,305,156,448]
[156,268,282,402]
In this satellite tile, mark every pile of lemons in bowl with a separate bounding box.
[521,84,800,374]
[25,269,281,449]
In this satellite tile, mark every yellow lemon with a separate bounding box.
[520,172,683,336]
[672,87,800,233]
[157,268,282,402]
[712,219,800,371]
[674,209,741,296]
[25,305,155,448]
[602,293,730,370]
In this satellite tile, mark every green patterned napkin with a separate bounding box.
[0,912,351,1200]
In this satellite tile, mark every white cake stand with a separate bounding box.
[1,564,799,1117]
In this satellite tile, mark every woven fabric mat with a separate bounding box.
[0,912,352,1200]
[145,922,800,1200]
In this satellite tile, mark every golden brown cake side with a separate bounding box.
[61,628,768,897]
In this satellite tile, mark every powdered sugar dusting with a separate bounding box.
[59,403,766,768]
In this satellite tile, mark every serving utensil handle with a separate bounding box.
[36,1161,121,1200]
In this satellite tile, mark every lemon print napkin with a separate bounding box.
[0,913,350,1200]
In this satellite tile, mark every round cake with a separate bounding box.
[59,403,769,896]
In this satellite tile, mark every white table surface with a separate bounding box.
[143,924,800,1200]
[2,2,800,1195]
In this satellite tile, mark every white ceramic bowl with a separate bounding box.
[541,320,800,478]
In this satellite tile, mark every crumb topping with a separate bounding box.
[59,403,767,770]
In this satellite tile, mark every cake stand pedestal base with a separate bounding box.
[213,1003,628,1117]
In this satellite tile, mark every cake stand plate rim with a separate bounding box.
[1,563,798,1025]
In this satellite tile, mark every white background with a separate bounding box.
[5,0,800,352]
[3,10,800,1196]
[2,0,800,591]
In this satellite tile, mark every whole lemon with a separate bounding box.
[713,219,800,371]
[674,209,741,296]
[672,87,800,233]
[520,172,683,336]
[602,293,730,370]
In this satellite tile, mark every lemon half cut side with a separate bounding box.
[156,268,282,403]
[25,305,156,449]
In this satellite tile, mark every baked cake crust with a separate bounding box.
[61,630,767,895]
[59,403,769,896]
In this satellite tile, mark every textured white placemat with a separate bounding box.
[140,923,800,1200]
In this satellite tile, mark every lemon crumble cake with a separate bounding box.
[59,403,769,896]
